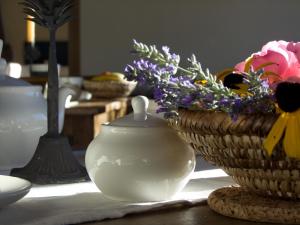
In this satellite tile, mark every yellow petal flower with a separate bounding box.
[196,80,208,85]
[264,110,300,158]
[263,113,289,155]
[256,62,274,70]
[233,83,251,94]
[244,56,254,73]
[283,111,300,158]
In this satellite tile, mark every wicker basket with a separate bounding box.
[83,80,136,98]
[169,109,300,199]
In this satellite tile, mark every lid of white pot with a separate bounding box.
[0,39,30,87]
[109,96,167,128]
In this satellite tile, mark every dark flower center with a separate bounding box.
[223,73,245,90]
[275,82,300,112]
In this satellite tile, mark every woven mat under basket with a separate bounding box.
[208,187,300,224]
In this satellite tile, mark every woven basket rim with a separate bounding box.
[177,108,278,117]
[171,108,280,137]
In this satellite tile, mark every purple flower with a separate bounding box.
[125,40,275,119]
[261,80,270,89]
[136,75,147,85]
[181,95,194,106]
[204,93,214,102]
[153,87,165,100]
[162,65,178,74]
[124,65,136,81]
[124,65,134,73]
[162,46,170,55]
[219,98,228,105]
[162,46,180,65]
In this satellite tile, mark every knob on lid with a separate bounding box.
[108,96,167,128]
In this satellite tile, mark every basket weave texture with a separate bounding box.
[83,80,136,98]
[169,109,300,199]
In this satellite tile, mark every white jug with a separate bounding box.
[0,39,73,174]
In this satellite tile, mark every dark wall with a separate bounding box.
[80,0,300,75]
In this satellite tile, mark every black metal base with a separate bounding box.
[11,135,88,184]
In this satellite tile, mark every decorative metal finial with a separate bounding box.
[11,0,87,184]
[21,0,72,30]
[21,0,73,135]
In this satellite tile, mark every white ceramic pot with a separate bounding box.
[0,84,73,174]
[0,40,73,174]
[0,86,46,173]
[85,96,195,202]
[0,84,71,171]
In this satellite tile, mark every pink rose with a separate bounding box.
[235,41,300,83]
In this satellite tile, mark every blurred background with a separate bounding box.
[1,0,300,76]
[1,0,300,170]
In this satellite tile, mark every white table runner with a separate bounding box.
[0,170,234,225]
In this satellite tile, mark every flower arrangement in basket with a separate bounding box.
[124,40,300,202]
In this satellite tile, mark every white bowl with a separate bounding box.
[0,176,31,208]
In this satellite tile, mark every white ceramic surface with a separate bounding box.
[0,40,7,75]
[85,96,195,202]
[0,39,73,174]
[0,41,74,172]
[0,85,73,172]
[0,175,31,208]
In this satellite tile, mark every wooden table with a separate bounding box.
[63,98,131,149]
[79,203,276,225]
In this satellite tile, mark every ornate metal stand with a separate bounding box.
[11,135,88,184]
[11,0,88,184]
